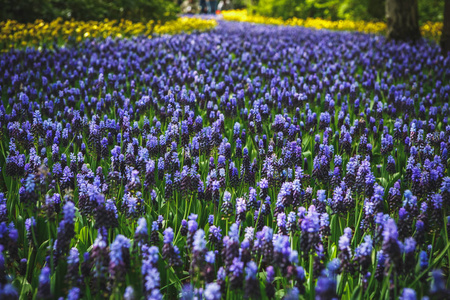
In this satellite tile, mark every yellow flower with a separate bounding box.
[222,9,441,38]
[1,17,217,49]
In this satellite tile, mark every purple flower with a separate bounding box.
[277,212,287,233]
[236,197,247,223]
[300,205,321,256]
[284,287,300,300]
[386,155,396,174]
[265,266,275,284]
[193,229,206,252]
[382,218,402,272]
[135,217,148,245]
[188,214,198,233]
[356,235,373,258]
[0,284,19,299]
[301,205,320,233]
[419,250,428,270]
[404,237,416,254]
[430,269,449,297]
[208,215,214,226]
[123,286,135,300]
[205,251,215,264]
[109,235,130,279]
[144,267,160,291]
[229,257,244,290]
[181,284,194,300]
[204,283,221,300]
[400,288,416,300]
[142,246,161,298]
[54,202,76,261]
[208,225,222,248]
[315,274,337,300]
[163,228,174,244]
[37,267,51,299]
[67,287,81,300]
[339,230,351,251]
[0,193,6,223]
[162,227,182,268]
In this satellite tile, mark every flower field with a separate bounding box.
[1,16,450,300]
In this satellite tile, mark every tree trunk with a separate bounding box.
[442,0,450,56]
[386,0,421,41]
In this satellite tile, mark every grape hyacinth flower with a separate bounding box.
[0,193,6,223]
[67,287,81,300]
[265,266,275,299]
[375,250,386,281]
[300,205,321,256]
[162,228,182,268]
[216,267,226,294]
[109,235,131,283]
[223,223,240,270]
[208,225,222,251]
[403,237,416,274]
[208,215,214,226]
[235,197,247,224]
[430,269,450,298]
[135,217,148,246]
[0,283,19,300]
[355,235,373,273]
[142,246,163,299]
[419,250,428,271]
[204,282,221,300]
[229,257,244,290]
[284,287,300,300]
[187,214,199,249]
[191,229,206,278]
[382,218,402,273]
[180,219,188,237]
[66,247,80,287]
[338,228,354,274]
[386,155,396,174]
[91,232,109,297]
[221,191,233,218]
[37,267,51,299]
[204,251,216,283]
[54,201,76,263]
[123,286,135,300]
[400,288,417,300]
[315,270,337,300]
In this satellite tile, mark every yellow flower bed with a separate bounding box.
[0,17,217,51]
[222,9,442,39]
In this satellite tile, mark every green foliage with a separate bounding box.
[249,0,444,22]
[230,0,247,10]
[0,0,179,23]
[248,0,380,21]
[248,0,331,20]
[337,0,385,21]
[419,0,444,22]
[0,0,57,22]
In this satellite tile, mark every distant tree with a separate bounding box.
[385,0,421,41]
[442,0,450,55]
[0,0,179,23]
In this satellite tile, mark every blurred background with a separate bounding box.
[242,0,443,23]
[0,0,444,23]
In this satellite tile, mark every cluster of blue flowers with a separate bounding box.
[0,20,450,299]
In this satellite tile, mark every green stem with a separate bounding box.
[309,253,314,300]
[410,242,450,286]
